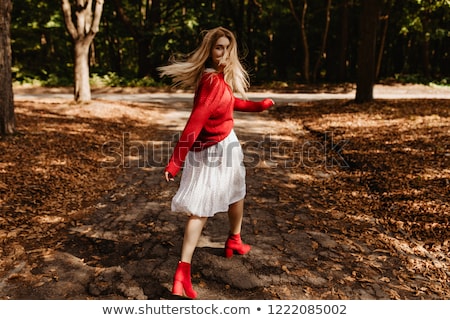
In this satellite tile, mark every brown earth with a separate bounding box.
[0,84,449,300]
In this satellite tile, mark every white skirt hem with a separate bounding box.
[171,130,246,218]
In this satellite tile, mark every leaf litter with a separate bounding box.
[0,92,449,300]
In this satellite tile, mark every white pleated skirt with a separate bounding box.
[171,130,246,217]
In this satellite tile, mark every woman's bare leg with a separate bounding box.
[180,216,208,263]
[225,199,250,257]
[228,199,244,234]
[172,216,206,298]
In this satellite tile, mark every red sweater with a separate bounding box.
[165,71,273,177]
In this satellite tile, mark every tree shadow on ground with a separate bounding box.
[1,97,449,300]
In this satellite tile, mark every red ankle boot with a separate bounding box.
[172,261,197,299]
[224,233,251,258]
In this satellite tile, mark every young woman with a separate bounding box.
[158,26,274,299]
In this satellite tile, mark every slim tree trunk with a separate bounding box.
[376,14,389,79]
[337,0,349,82]
[0,0,14,135]
[376,0,393,79]
[300,0,310,82]
[421,15,432,78]
[355,0,381,103]
[61,0,104,102]
[113,0,161,79]
[313,0,332,83]
[289,0,310,82]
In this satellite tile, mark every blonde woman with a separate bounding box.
[159,26,274,299]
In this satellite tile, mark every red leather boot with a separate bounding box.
[172,261,197,299]
[224,233,251,258]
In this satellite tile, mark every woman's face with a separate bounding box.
[210,36,230,71]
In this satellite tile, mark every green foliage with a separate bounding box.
[90,72,160,87]
[11,0,72,84]
[398,0,450,39]
[394,73,430,84]
[394,73,450,86]
[430,78,450,86]
[10,0,450,87]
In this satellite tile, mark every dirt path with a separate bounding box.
[1,85,449,299]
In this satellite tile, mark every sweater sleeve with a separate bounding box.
[234,97,274,112]
[165,74,221,177]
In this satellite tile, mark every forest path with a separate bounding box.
[1,84,449,300]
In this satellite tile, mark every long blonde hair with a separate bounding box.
[158,27,249,97]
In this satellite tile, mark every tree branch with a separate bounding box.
[61,0,78,39]
[90,0,104,34]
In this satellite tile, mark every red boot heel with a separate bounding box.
[172,261,197,299]
[172,279,183,295]
[224,247,234,258]
[224,233,251,258]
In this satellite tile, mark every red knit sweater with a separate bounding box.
[165,71,273,177]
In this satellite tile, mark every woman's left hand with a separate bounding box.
[165,171,174,182]
[261,98,275,110]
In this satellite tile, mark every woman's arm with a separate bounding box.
[234,97,274,112]
[165,74,222,178]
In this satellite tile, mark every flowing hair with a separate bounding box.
[158,27,250,98]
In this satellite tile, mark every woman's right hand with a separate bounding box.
[165,171,174,182]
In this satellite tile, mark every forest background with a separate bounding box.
[10,0,450,90]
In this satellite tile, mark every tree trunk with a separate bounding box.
[355,0,381,103]
[113,0,160,79]
[337,0,349,82]
[422,36,431,78]
[300,0,310,82]
[313,0,332,83]
[0,0,14,135]
[74,41,92,102]
[376,0,393,79]
[376,14,389,79]
[61,0,104,102]
[289,0,310,82]
[146,0,161,79]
